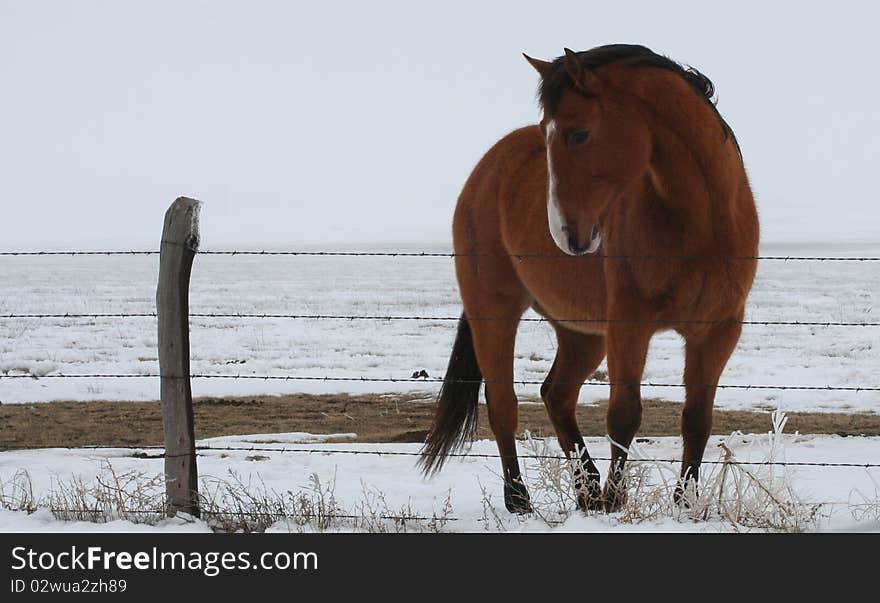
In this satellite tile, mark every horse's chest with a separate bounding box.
[512,258,608,329]
[623,260,736,321]
[628,261,699,307]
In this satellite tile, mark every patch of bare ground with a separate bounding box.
[1,393,878,449]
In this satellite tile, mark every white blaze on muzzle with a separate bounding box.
[545,120,573,254]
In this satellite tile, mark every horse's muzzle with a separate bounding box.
[564,224,602,256]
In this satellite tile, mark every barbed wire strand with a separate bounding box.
[0,251,160,256]
[0,372,877,392]
[46,507,461,523]
[3,443,879,468]
[2,249,880,261]
[43,503,861,525]
[44,503,854,523]
[2,312,879,328]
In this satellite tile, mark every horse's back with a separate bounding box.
[452,125,545,255]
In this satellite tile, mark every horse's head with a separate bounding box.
[525,48,654,256]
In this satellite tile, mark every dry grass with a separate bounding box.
[0,470,38,513]
[847,473,880,524]
[49,461,166,524]
[499,411,830,532]
[198,469,454,533]
[0,463,456,533]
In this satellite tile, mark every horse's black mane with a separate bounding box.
[539,44,739,155]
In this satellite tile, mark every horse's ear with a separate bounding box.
[563,47,600,95]
[563,48,583,81]
[523,53,552,76]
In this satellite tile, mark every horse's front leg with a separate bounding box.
[541,325,606,511]
[675,319,743,506]
[602,323,653,512]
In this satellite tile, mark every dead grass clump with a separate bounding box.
[507,410,828,532]
[0,469,38,513]
[48,461,165,524]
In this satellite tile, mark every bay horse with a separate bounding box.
[419,44,759,513]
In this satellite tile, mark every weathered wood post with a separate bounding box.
[157,196,201,517]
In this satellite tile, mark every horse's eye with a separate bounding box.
[569,130,590,147]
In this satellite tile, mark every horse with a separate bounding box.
[419,44,759,514]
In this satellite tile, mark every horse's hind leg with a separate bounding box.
[541,325,606,510]
[675,319,743,505]
[471,307,531,513]
[458,266,531,513]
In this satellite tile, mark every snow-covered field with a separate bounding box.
[1,428,879,532]
[1,246,878,532]
[1,243,878,413]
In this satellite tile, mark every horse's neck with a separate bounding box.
[604,70,749,256]
[637,115,745,257]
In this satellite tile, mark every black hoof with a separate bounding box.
[602,481,628,513]
[673,484,687,508]
[504,480,532,514]
[575,476,603,512]
[673,479,698,509]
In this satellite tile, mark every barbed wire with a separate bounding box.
[198,251,880,261]
[3,443,880,468]
[2,312,879,328]
[0,251,160,256]
[2,249,879,261]
[36,503,867,527]
[45,507,460,523]
[1,372,877,392]
[2,313,155,319]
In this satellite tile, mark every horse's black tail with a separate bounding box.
[419,312,482,475]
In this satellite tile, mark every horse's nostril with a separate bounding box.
[563,224,602,255]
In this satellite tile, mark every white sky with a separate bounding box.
[1,1,877,250]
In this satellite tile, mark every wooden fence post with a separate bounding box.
[157,196,201,517]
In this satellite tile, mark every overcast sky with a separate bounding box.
[1,1,877,250]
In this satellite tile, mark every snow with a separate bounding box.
[1,243,878,413]
[1,432,879,532]
[1,243,879,531]
[197,432,357,446]
[0,509,212,533]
